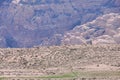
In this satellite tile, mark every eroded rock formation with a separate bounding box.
[62,13,120,45]
[0,0,120,47]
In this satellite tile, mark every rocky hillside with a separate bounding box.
[62,13,120,45]
[0,44,120,70]
[0,0,120,47]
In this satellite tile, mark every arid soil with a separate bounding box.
[0,45,120,79]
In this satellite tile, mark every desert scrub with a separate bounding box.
[77,71,120,78]
[0,77,4,80]
[38,72,78,78]
[41,71,120,78]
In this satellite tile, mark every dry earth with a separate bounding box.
[0,45,120,80]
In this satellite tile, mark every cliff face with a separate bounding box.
[0,0,120,47]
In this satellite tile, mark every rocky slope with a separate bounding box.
[0,45,120,69]
[0,45,120,79]
[62,13,120,45]
[0,0,120,47]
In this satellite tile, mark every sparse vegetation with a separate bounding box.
[39,72,77,78]
[1,71,120,79]
[0,45,120,80]
[0,77,4,80]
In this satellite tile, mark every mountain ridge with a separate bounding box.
[0,0,120,47]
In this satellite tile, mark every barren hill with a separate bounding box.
[0,45,120,79]
[0,45,120,70]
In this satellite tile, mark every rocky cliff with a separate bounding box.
[62,13,120,45]
[0,0,120,47]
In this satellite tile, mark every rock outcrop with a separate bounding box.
[0,0,120,47]
[62,13,120,45]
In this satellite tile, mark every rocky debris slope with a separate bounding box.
[0,45,120,70]
[62,13,120,45]
[0,0,120,47]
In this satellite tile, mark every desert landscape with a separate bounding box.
[0,0,120,47]
[0,44,120,80]
[0,0,120,80]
